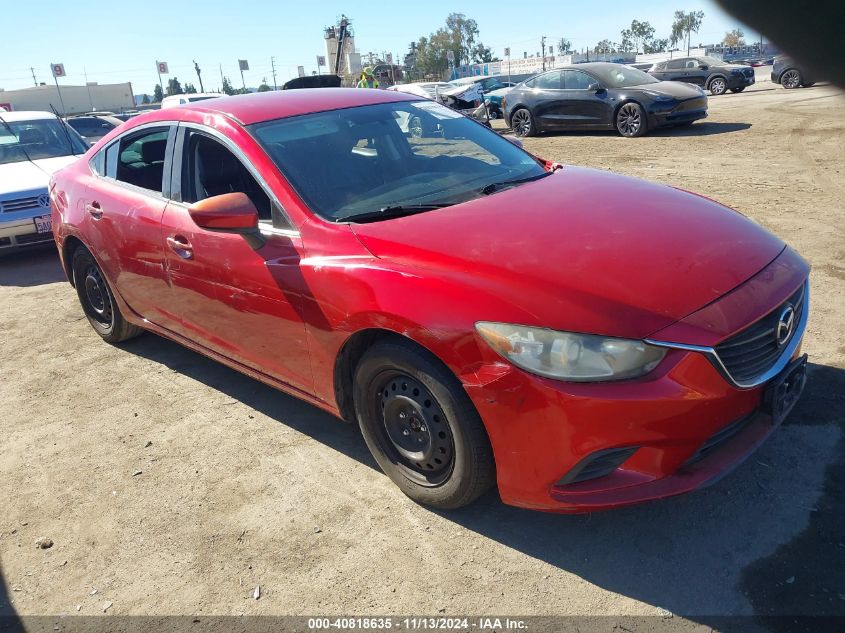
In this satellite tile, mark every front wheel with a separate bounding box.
[730,86,746,93]
[353,340,495,509]
[781,69,802,89]
[72,246,143,343]
[616,102,647,137]
[708,76,728,95]
[510,108,536,137]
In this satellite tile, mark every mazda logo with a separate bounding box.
[775,305,796,347]
[38,194,50,208]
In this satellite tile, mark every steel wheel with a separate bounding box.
[511,108,534,137]
[375,373,455,486]
[616,102,645,137]
[708,77,727,95]
[781,69,801,89]
[408,115,424,138]
[82,263,114,327]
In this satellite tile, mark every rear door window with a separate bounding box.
[109,127,171,194]
[563,70,596,90]
[666,59,684,70]
[533,71,563,90]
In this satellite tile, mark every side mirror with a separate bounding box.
[503,135,523,149]
[188,192,266,249]
[699,64,709,70]
[587,82,604,92]
[189,192,259,233]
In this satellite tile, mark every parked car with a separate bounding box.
[771,55,816,89]
[160,92,226,108]
[387,82,452,101]
[482,86,514,119]
[648,56,755,95]
[51,89,808,513]
[66,115,124,142]
[0,111,87,253]
[504,62,708,138]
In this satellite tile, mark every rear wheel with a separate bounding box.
[353,340,495,509]
[615,102,647,137]
[71,247,143,343]
[707,76,728,95]
[781,69,802,89]
[510,108,536,137]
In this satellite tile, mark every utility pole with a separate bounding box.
[271,57,278,90]
[30,67,38,87]
[193,60,204,92]
[84,67,94,111]
[219,64,225,92]
[541,35,546,71]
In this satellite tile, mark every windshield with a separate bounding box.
[0,117,88,165]
[249,101,546,222]
[590,65,660,88]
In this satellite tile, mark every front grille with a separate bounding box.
[683,413,755,467]
[14,232,53,246]
[675,97,706,113]
[0,196,42,213]
[714,284,805,384]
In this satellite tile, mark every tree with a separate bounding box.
[471,43,497,63]
[257,77,273,92]
[184,83,197,94]
[222,77,237,96]
[153,84,164,103]
[557,38,572,55]
[670,10,705,54]
[141,94,150,105]
[594,39,617,55]
[445,13,479,67]
[166,77,184,96]
[644,38,670,54]
[622,19,656,54]
[723,28,746,47]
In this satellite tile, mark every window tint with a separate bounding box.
[564,70,596,90]
[533,71,562,90]
[666,59,684,70]
[654,62,666,71]
[68,117,114,137]
[114,128,169,193]
[686,59,699,69]
[182,132,272,221]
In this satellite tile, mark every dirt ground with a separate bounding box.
[1,80,844,629]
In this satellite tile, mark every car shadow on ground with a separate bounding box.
[0,248,65,288]
[650,122,752,137]
[121,333,844,626]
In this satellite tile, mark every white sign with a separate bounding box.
[317,56,326,67]
[51,63,66,78]
[386,53,393,64]
[504,47,510,57]
[238,59,249,71]
[156,61,169,74]
[446,50,455,63]
[297,65,305,78]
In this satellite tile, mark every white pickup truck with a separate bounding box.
[0,111,88,252]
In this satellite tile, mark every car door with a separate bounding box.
[662,58,687,82]
[526,70,565,129]
[686,58,708,86]
[159,124,313,393]
[81,124,179,328]
[559,70,610,127]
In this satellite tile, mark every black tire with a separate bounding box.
[510,107,536,137]
[707,76,728,95]
[781,69,802,89]
[730,87,745,93]
[615,101,647,137]
[71,246,143,343]
[801,82,816,88]
[353,339,495,509]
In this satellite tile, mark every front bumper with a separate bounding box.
[464,248,809,512]
[0,217,54,251]
[728,72,755,89]
[649,96,708,127]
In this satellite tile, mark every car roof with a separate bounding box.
[136,88,419,126]
[0,111,60,122]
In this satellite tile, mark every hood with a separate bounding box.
[0,155,79,196]
[643,80,704,98]
[350,167,785,339]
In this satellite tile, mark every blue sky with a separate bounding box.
[1,0,758,94]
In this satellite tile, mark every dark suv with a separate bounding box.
[771,56,816,89]
[649,56,755,95]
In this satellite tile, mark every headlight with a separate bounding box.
[475,322,666,382]
[642,90,673,101]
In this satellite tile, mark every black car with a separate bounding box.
[503,63,708,138]
[648,56,755,95]
[65,115,123,142]
[771,55,816,89]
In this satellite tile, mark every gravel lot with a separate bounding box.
[1,80,843,629]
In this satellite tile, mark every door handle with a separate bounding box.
[86,201,103,219]
[166,235,193,259]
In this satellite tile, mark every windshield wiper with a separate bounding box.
[478,171,551,196]
[334,203,453,224]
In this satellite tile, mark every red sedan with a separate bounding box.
[50,89,809,512]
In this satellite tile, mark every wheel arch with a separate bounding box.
[62,235,87,287]
[706,73,728,89]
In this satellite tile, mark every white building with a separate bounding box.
[0,83,135,115]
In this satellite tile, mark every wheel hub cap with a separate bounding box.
[84,272,106,315]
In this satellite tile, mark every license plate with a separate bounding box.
[33,215,52,234]
[763,354,807,426]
